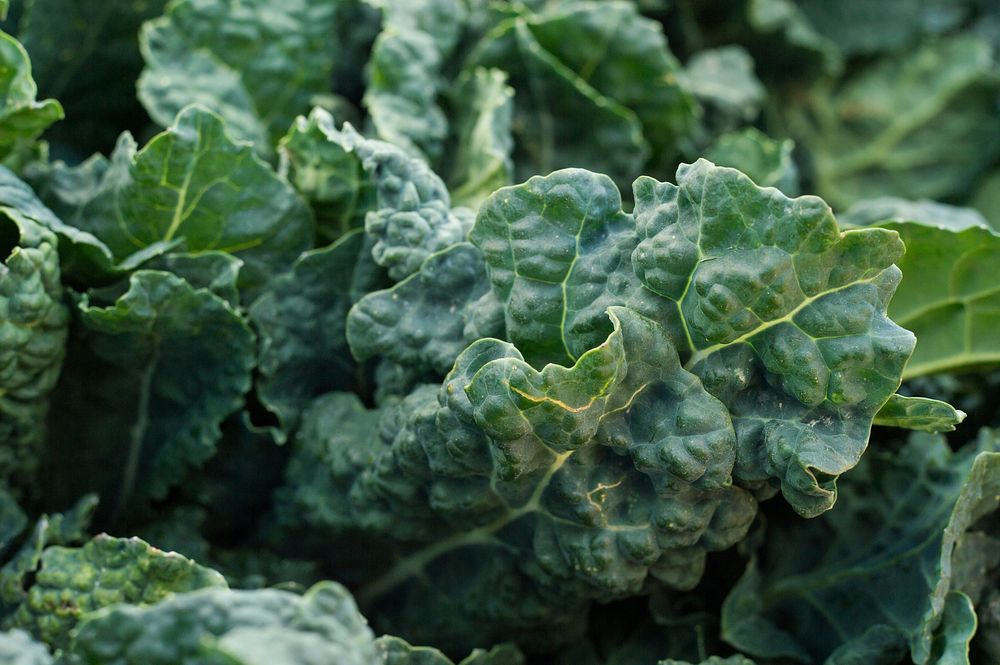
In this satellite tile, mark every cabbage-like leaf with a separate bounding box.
[279,108,376,244]
[138,0,340,151]
[347,243,503,376]
[971,170,1000,231]
[0,211,67,493]
[684,47,764,133]
[375,636,524,665]
[67,106,313,293]
[790,36,1000,209]
[873,394,966,433]
[45,271,255,517]
[0,31,62,160]
[721,431,1000,664]
[250,230,384,441]
[841,197,991,233]
[473,160,915,517]
[2,534,226,649]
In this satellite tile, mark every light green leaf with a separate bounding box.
[869,222,1000,379]
[250,230,384,441]
[874,394,966,432]
[446,67,514,209]
[928,593,978,665]
[792,36,1000,209]
[721,432,1000,665]
[704,128,798,194]
[0,630,51,665]
[0,210,67,494]
[0,31,62,160]
[970,170,1000,232]
[73,106,314,293]
[72,582,378,665]
[279,108,376,245]
[45,271,255,517]
[138,0,340,151]
[347,242,502,375]
[3,534,226,649]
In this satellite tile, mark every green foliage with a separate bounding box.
[0,3,997,664]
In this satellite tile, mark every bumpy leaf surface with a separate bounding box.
[375,636,524,665]
[721,432,1000,664]
[474,160,915,517]
[0,212,67,493]
[3,535,226,649]
[704,128,798,195]
[139,0,340,150]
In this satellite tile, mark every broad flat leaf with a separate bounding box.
[0,212,67,493]
[72,106,314,293]
[364,0,467,162]
[250,230,384,441]
[45,271,255,518]
[0,630,51,665]
[279,108,376,245]
[873,394,966,433]
[791,36,1000,209]
[865,222,1000,378]
[0,31,62,159]
[17,0,167,154]
[339,123,472,281]
[72,582,378,665]
[143,251,243,307]
[797,0,974,56]
[139,0,340,151]
[684,47,764,132]
[3,534,226,649]
[928,593,977,665]
[704,128,798,195]
[474,160,915,517]
[721,431,1000,665]
[347,242,503,375]
[314,307,757,652]
[842,198,990,232]
[446,67,514,209]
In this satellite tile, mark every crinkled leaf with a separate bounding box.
[445,68,514,209]
[69,106,313,294]
[721,431,1000,665]
[279,108,376,245]
[3,534,226,649]
[704,128,798,195]
[0,31,62,160]
[347,242,503,375]
[375,635,524,665]
[792,36,1000,209]
[250,230,384,441]
[474,160,915,517]
[364,0,467,162]
[138,0,340,151]
[72,582,378,665]
[873,394,967,433]
[45,271,255,518]
[311,307,757,652]
[0,212,67,493]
